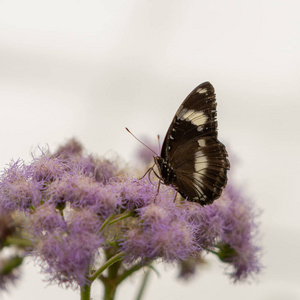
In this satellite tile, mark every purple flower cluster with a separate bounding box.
[0,160,44,211]
[180,185,262,281]
[0,139,262,289]
[120,191,200,263]
[33,207,104,287]
[0,140,119,288]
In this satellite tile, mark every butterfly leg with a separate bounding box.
[156,180,161,195]
[139,165,154,180]
[173,191,178,202]
[153,180,161,203]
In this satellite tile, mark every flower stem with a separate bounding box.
[100,251,124,300]
[80,284,91,300]
[100,211,134,232]
[116,263,144,284]
[107,211,135,226]
[135,265,152,300]
[103,279,117,300]
[3,236,33,248]
[100,214,115,231]
[89,252,124,282]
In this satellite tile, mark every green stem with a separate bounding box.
[0,256,23,275]
[135,266,152,300]
[89,252,124,282]
[100,214,115,231]
[100,211,134,232]
[116,263,145,284]
[80,284,91,300]
[107,211,135,226]
[3,236,33,248]
[103,279,117,300]
[100,252,123,300]
[208,249,218,255]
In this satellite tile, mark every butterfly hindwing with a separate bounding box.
[156,82,229,205]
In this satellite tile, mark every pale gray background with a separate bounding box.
[1,0,300,299]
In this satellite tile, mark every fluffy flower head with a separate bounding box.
[0,138,262,290]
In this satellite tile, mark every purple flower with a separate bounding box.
[54,138,117,184]
[89,183,123,217]
[31,153,67,182]
[29,204,67,237]
[0,160,43,212]
[34,209,104,288]
[115,177,170,210]
[76,156,117,184]
[182,185,262,282]
[121,193,200,263]
[68,209,103,235]
[53,138,84,159]
[214,185,262,281]
[0,138,263,292]
[45,172,122,217]
[46,172,97,207]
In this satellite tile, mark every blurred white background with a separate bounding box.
[1,0,300,299]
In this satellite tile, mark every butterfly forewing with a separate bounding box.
[156,81,229,205]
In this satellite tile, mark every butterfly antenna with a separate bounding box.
[125,127,158,156]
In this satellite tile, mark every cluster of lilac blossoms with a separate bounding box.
[0,139,262,298]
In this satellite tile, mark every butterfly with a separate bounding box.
[153,82,230,205]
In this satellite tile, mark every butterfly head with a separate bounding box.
[154,156,176,186]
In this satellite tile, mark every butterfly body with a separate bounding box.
[154,82,229,205]
[154,156,176,185]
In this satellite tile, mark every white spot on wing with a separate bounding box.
[196,88,207,94]
[198,139,206,147]
[177,107,187,120]
[179,109,208,128]
[193,150,208,183]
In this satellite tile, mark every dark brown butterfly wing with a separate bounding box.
[156,82,229,205]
